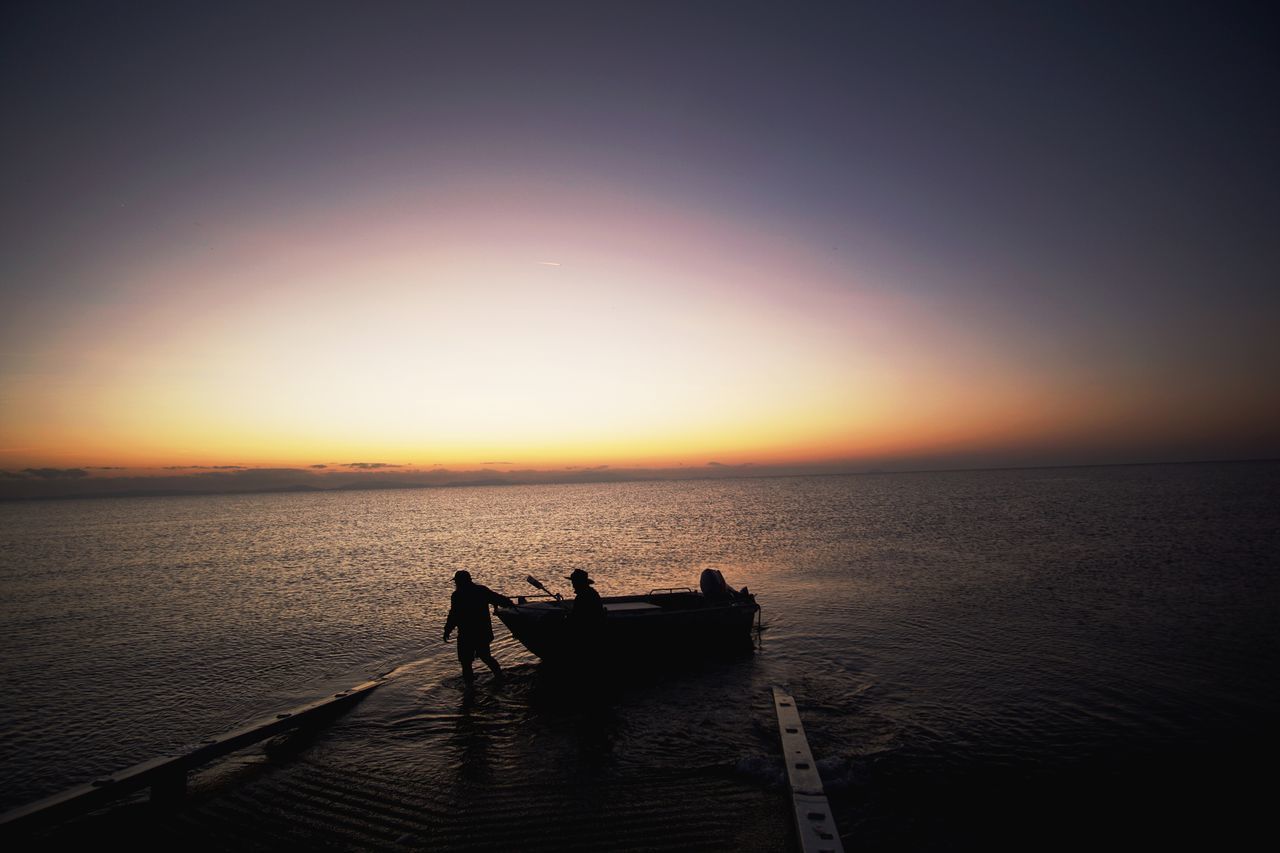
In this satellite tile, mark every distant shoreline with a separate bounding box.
[1,457,1274,504]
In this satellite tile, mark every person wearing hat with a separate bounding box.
[443,570,516,683]
[567,568,605,625]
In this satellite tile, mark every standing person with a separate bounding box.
[443,570,515,683]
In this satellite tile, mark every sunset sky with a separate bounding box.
[2,2,1278,483]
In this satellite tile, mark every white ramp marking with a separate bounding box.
[773,685,845,853]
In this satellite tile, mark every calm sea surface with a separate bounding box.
[2,463,1278,849]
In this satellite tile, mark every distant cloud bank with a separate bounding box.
[0,461,834,500]
[2,452,1274,501]
[161,465,246,470]
[4,467,90,480]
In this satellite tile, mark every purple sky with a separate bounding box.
[2,2,1277,476]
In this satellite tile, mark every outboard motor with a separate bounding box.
[700,567,731,601]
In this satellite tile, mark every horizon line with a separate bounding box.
[1,456,1274,504]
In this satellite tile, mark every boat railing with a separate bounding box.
[510,592,566,606]
[647,587,698,595]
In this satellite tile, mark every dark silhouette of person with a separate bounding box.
[567,568,605,625]
[443,570,515,683]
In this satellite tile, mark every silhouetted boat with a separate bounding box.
[496,582,760,662]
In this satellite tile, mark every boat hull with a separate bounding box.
[496,591,759,662]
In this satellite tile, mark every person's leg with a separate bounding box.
[476,643,503,678]
[457,639,476,682]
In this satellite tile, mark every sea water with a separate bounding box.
[2,462,1277,849]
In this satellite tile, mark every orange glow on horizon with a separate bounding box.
[3,178,1275,475]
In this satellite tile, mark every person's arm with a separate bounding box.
[443,604,456,642]
[486,587,516,609]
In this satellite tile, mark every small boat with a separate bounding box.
[496,571,760,662]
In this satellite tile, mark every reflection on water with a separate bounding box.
[3,462,1279,849]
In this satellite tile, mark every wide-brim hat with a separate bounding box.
[565,569,594,585]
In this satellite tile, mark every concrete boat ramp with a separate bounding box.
[4,670,848,851]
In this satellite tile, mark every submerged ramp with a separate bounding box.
[2,679,381,834]
[13,668,797,850]
[20,749,787,851]
[773,686,845,853]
